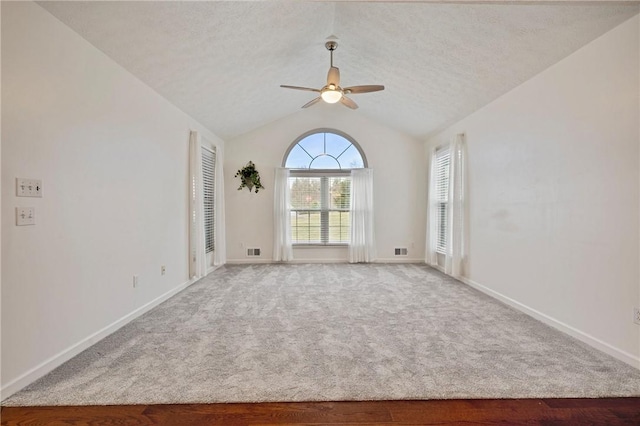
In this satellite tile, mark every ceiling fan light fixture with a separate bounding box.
[321,88,342,104]
[281,41,383,110]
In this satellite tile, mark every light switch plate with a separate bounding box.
[16,178,42,197]
[16,207,35,225]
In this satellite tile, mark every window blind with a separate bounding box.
[435,147,450,254]
[288,175,351,244]
[202,146,216,254]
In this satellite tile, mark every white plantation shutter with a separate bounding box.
[202,146,216,254]
[435,147,450,254]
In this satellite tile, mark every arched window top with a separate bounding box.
[283,129,367,169]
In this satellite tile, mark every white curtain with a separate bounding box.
[426,147,440,267]
[445,134,466,278]
[273,168,293,261]
[189,131,207,279]
[349,168,376,263]
[213,144,226,267]
[426,133,466,278]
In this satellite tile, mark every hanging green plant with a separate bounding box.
[234,161,264,193]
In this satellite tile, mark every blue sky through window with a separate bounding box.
[285,144,312,168]
[285,132,364,169]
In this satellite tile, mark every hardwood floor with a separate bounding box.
[3,398,640,425]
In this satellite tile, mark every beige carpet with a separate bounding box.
[4,263,640,406]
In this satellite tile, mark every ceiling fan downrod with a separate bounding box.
[325,41,338,67]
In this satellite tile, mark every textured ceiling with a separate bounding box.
[38,1,639,140]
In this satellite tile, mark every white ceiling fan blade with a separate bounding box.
[343,85,385,94]
[340,96,358,110]
[280,85,321,93]
[302,97,321,109]
[327,66,340,86]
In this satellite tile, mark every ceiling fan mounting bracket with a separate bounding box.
[325,41,338,51]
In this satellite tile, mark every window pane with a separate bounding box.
[325,133,352,157]
[285,144,312,168]
[328,211,350,244]
[290,177,321,210]
[337,144,364,169]
[291,210,322,244]
[308,211,322,243]
[437,203,447,253]
[329,177,350,210]
[310,155,341,169]
[435,147,450,254]
[298,133,325,158]
[202,148,216,254]
[435,150,450,202]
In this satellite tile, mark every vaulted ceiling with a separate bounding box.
[38,1,639,141]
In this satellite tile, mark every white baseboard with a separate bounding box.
[428,263,445,273]
[206,264,223,275]
[227,258,424,264]
[228,258,348,264]
[1,277,198,401]
[458,275,640,370]
[375,258,424,264]
[226,258,274,264]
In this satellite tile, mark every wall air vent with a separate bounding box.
[247,248,261,257]
[394,248,408,256]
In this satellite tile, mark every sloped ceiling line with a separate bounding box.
[37,1,639,140]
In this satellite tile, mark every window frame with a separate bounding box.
[289,170,351,246]
[283,129,367,247]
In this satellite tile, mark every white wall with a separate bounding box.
[225,103,426,263]
[1,2,224,396]
[426,15,640,367]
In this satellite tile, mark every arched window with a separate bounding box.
[283,130,366,245]
[283,130,367,169]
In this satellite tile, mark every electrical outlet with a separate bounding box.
[16,207,35,226]
[133,275,139,288]
[634,307,640,325]
[161,266,166,275]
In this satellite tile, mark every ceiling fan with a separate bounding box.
[281,41,384,110]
